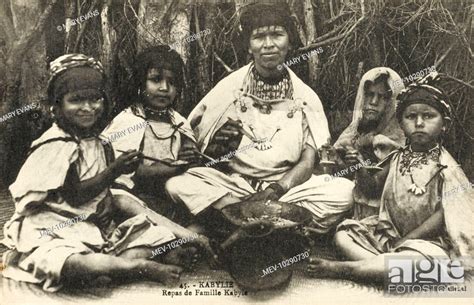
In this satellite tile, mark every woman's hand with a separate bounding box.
[178,139,200,164]
[211,119,243,152]
[204,119,243,160]
[214,119,243,143]
[246,188,280,202]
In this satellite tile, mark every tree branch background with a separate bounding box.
[0,0,472,187]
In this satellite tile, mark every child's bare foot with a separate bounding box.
[137,260,183,286]
[306,256,350,279]
[187,223,206,235]
[163,246,200,271]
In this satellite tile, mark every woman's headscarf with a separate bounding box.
[334,67,406,160]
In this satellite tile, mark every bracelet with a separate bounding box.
[266,183,286,198]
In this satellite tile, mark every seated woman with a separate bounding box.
[333,67,406,219]
[102,46,199,217]
[307,73,473,282]
[1,54,212,292]
[165,3,354,235]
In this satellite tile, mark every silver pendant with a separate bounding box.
[408,183,426,195]
[255,140,273,151]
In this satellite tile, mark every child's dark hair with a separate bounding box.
[131,45,185,105]
[396,85,451,122]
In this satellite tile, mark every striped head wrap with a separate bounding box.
[396,71,452,121]
[47,54,106,104]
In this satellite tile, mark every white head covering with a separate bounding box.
[334,67,406,160]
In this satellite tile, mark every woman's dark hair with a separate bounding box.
[239,3,301,50]
[131,45,185,105]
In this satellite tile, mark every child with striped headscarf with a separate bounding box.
[2,54,212,292]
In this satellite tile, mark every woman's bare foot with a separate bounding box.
[137,260,183,286]
[163,246,200,271]
[87,275,113,287]
[306,256,351,279]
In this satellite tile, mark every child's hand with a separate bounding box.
[358,133,374,149]
[344,149,364,166]
[111,150,142,175]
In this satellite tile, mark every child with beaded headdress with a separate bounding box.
[1,54,212,292]
[307,72,473,282]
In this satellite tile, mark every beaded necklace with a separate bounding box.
[399,145,446,195]
[232,65,306,150]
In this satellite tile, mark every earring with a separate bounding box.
[49,106,57,120]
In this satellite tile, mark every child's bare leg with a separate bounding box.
[307,250,422,283]
[333,231,377,260]
[62,253,183,286]
[113,194,197,239]
[119,247,152,260]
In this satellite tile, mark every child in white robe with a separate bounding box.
[1,54,212,292]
